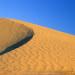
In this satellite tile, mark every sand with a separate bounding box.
[0,18,75,75]
[0,18,33,55]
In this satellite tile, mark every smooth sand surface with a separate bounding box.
[0,18,75,75]
[0,19,33,55]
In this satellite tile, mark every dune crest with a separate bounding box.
[0,18,34,55]
[0,18,75,75]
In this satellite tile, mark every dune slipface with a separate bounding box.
[0,18,34,55]
[0,18,75,75]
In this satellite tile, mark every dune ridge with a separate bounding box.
[0,18,34,55]
[0,18,75,75]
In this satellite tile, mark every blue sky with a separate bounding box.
[0,0,75,35]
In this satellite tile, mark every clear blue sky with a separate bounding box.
[0,0,75,35]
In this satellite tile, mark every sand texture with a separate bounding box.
[0,18,75,75]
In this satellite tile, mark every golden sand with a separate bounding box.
[0,18,75,75]
[0,18,33,55]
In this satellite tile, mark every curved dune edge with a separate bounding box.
[0,18,75,75]
[0,18,34,55]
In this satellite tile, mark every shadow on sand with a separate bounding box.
[0,32,34,55]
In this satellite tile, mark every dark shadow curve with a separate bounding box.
[0,31,34,55]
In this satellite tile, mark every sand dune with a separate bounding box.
[0,19,33,55]
[0,18,75,75]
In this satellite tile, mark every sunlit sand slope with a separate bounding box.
[0,18,75,75]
